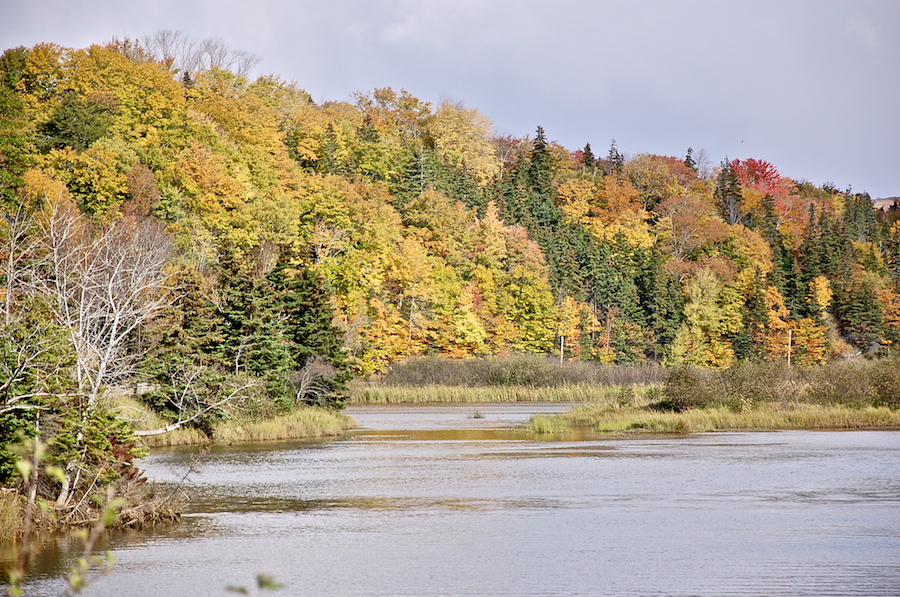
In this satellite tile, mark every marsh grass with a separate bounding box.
[0,490,21,543]
[540,402,900,434]
[530,415,574,434]
[349,382,661,404]
[530,358,900,434]
[211,408,355,444]
[379,354,664,387]
[113,396,354,447]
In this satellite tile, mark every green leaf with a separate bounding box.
[257,572,283,590]
[45,464,67,484]
[13,459,31,480]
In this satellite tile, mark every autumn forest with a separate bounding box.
[1,36,900,511]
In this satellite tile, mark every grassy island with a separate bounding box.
[530,358,900,434]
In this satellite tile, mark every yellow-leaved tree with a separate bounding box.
[666,270,736,368]
[427,101,500,187]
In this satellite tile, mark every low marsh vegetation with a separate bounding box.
[0,490,21,543]
[115,397,355,448]
[351,354,663,403]
[530,357,900,434]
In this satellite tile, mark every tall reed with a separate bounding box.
[115,396,354,447]
[349,383,661,404]
[0,490,21,542]
[379,354,664,388]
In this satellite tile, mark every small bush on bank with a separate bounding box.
[655,357,900,413]
[801,359,877,407]
[871,362,900,409]
[657,366,722,411]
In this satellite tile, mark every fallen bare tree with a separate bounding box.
[132,365,259,437]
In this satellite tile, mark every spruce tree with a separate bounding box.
[606,139,623,176]
[268,260,351,407]
[581,143,595,171]
[683,147,696,172]
[715,158,744,225]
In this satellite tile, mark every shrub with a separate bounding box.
[657,366,723,412]
[801,360,876,407]
[870,357,900,409]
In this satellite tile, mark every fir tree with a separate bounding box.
[683,147,696,172]
[606,139,623,176]
[528,126,552,194]
[267,261,351,407]
[581,143,595,171]
[715,158,744,225]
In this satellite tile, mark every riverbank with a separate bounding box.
[357,356,900,431]
[0,403,356,546]
[115,398,356,448]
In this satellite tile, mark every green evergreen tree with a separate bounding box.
[634,246,683,359]
[715,157,744,225]
[267,261,351,407]
[319,123,347,176]
[683,147,696,172]
[581,143,595,171]
[528,126,552,193]
[842,192,878,243]
[606,139,623,176]
[37,91,118,152]
[0,49,32,205]
[832,268,885,351]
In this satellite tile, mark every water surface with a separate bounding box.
[12,403,900,596]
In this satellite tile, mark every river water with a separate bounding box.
[10,403,900,596]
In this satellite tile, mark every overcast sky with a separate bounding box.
[2,0,898,198]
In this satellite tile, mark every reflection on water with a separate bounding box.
[6,403,900,597]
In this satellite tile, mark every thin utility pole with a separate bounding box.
[787,328,792,368]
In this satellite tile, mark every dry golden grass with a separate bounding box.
[0,490,21,542]
[349,382,660,404]
[113,396,354,447]
[211,408,355,444]
[533,401,900,434]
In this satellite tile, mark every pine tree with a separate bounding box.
[520,126,558,228]
[0,48,32,205]
[528,126,552,194]
[268,261,351,406]
[715,158,744,225]
[842,192,877,243]
[606,139,623,176]
[581,143,595,171]
[683,147,696,172]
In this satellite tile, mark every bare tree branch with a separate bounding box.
[30,194,174,408]
[133,366,259,437]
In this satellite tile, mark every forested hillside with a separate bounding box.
[1,38,899,490]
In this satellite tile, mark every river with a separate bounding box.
[9,403,900,596]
